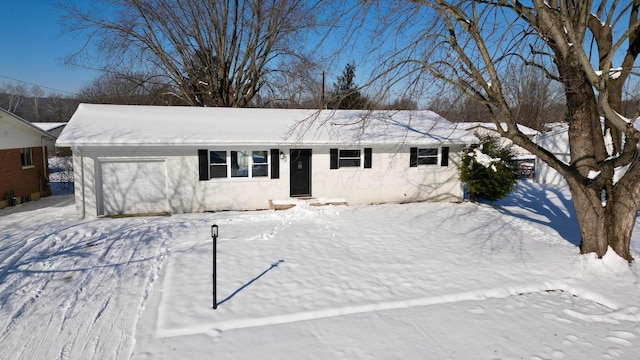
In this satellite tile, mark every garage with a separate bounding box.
[99,159,168,216]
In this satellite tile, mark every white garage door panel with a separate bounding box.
[101,160,168,215]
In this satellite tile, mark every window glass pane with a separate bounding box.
[252,150,268,164]
[418,148,438,157]
[252,164,268,177]
[231,151,249,177]
[339,149,360,158]
[417,157,438,165]
[339,158,361,167]
[210,165,228,178]
[210,151,226,164]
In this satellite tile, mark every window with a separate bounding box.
[418,148,438,165]
[199,149,273,180]
[209,151,227,178]
[330,148,372,169]
[21,148,33,167]
[339,149,361,167]
[252,150,268,177]
[231,151,249,177]
[410,147,437,166]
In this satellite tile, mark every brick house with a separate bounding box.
[0,107,55,209]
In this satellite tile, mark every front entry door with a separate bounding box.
[290,149,312,197]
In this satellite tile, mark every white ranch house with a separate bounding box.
[57,104,477,218]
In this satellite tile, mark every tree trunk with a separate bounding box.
[606,160,640,262]
[566,178,608,257]
[555,53,610,257]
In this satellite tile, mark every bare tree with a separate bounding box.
[60,0,326,107]
[357,1,640,261]
[46,93,79,122]
[1,83,27,114]
[384,97,418,110]
[30,85,45,121]
[258,58,324,108]
[428,87,491,122]
[78,72,178,105]
[503,65,565,130]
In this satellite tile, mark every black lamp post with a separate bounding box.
[211,224,218,309]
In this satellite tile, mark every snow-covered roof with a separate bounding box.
[31,122,67,132]
[461,122,539,137]
[0,107,56,140]
[57,104,477,147]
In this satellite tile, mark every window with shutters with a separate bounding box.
[209,151,227,178]
[417,148,438,165]
[409,147,449,167]
[202,149,274,180]
[339,149,361,167]
[330,148,372,169]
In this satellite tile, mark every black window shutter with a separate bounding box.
[270,149,280,179]
[441,147,449,166]
[198,149,209,180]
[364,148,372,168]
[330,148,339,169]
[410,147,418,167]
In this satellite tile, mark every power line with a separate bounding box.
[0,74,79,96]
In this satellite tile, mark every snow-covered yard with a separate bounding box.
[1,181,639,359]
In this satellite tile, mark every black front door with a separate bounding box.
[290,149,312,197]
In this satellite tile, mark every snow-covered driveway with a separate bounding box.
[0,196,173,359]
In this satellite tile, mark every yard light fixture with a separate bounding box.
[212,224,218,309]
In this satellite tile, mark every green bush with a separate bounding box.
[459,135,518,202]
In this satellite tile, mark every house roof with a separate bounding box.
[0,107,57,140]
[57,104,478,148]
[32,122,67,133]
[461,122,539,137]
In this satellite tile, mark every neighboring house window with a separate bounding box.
[410,147,450,167]
[330,148,372,169]
[209,151,227,178]
[21,148,33,167]
[199,149,277,180]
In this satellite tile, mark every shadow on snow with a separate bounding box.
[489,180,581,247]
[217,260,285,307]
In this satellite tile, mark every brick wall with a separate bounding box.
[0,146,49,206]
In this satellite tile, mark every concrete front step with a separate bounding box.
[269,197,348,210]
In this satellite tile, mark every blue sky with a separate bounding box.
[0,0,98,96]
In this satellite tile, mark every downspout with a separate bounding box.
[76,147,86,219]
[41,136,48,195]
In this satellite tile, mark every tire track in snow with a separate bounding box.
[0,216,175,360]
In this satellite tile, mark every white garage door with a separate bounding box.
[100,160,168,215]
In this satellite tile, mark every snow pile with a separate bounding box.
[578,246,633,276]
[1,182,640,359]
